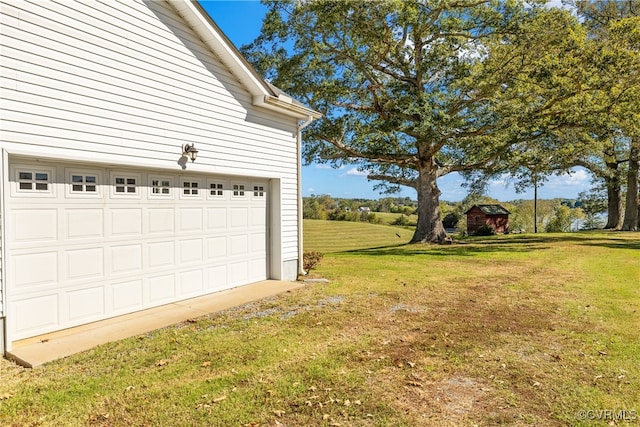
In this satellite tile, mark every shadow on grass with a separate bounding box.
[338,244,550,257]
[332,231,640,257]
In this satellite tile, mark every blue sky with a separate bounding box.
[199,1,593,202]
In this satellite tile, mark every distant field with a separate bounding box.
[2,221,638,426]
[370,211,418,226]
[303,219,414,252]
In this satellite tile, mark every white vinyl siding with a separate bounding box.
[0,0,299,261]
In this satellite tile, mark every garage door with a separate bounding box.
[5,160,268,340]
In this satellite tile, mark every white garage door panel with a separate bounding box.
[66,247,104,280]
[206,265,228,291]
[252,207,267,226]
[207,237,227,259]
[7,160,268,340]
[66,209,104,239]
[111,244,143,274]
[12,209,58,242]
[179,239,203,263]
[110,209,143,236]
[67,286,104,321]
[109,280,143,312]
[207,208,227,229]
[147,208,175,234]
[179,269,204,296]
[230,235,249,256]
[180,208,203,231]
[230,207,249,227]
[250,259,267,282]
[13,251,58,288]
[148,241,176,268]
[230,261,249,285]
[148,274,176,303]
[13,294,59,335]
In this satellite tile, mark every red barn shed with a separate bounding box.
[465,204,510,235]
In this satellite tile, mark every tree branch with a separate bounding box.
[318,131,418,166]
[367,174,418,189]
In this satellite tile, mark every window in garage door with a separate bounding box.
[66,169,102,197]
[111,172,140,197]
[14,167,54,195]
[150,176,172,197]
[182,178,202,197]
[208,181,225,198]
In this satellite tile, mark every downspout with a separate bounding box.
[1,149,7,354]
[297,116,315,277]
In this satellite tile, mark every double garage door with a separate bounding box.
[5,159,268,341]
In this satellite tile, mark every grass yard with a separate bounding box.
[368,212,418,226]
[1,222,639,426]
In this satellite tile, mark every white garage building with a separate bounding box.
[0,0,320,354]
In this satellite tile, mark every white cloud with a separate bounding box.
[343,168,369,177]
[559,169,589,185]
[546,169,591,189]
[488,174,511,188]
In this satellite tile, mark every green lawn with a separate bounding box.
[369,211,418,226]
[303,219,414,252]
[1,223,638,426]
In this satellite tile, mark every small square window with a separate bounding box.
[17,170,50,192]
[233,184,245,197]
[253,185,265,197]
[113,175,137,195]
[209,183,224,197]
[70,174,98,193]
[182,181,199,196]
[150,177,172,197]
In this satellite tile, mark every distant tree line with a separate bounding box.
[304,194,598,234]
[303,195,417,220]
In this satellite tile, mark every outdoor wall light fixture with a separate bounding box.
[182,143,199,162]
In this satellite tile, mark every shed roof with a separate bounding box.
[465,204,510,215]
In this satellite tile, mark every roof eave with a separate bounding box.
[167,0,321,120]
[254,94,322,120]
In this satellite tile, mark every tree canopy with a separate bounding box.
[243,0,640,240]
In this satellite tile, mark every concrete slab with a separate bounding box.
[7,280,304,368]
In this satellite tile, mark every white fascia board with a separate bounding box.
[253,95,323,120]
[167,1,321,121]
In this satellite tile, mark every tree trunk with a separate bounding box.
[604,166,623,230]
[411,157,447,243]
[622,139,639,231]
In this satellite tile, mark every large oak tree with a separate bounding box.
[565,2,640,230]
[243,0,589,242]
